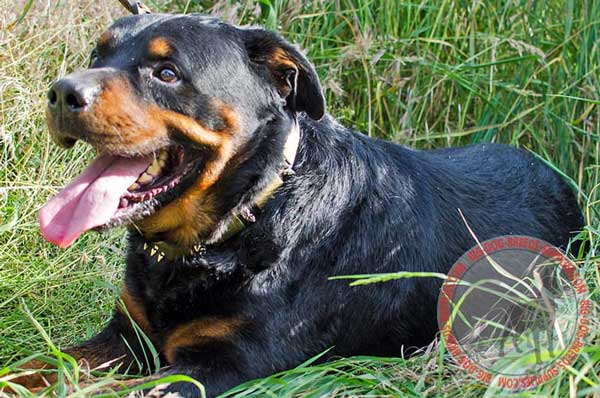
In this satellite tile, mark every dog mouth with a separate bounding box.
[119,146,187,209]
[39,145,201,248]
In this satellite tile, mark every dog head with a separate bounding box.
[40,13,325,249]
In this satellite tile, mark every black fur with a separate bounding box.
[40,14,584,398]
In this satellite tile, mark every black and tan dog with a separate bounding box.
[18,11,584,398]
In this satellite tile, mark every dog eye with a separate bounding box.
[155,66,179,83]
[89,50,99,66]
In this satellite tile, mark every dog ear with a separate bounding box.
[241,28,325,120]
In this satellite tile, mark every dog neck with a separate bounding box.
[208,119,300,243]
[142,120,300,262]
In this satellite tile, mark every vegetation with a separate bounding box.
[0,0,598,396]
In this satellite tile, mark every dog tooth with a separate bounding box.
[128,182,140,191]
[143,243,148,250]
[159,149,168,161]
[150,245,157,256]
[146,160,163,176]
[157,252,165,262]
[137,172,153,184]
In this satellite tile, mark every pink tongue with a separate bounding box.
[39,155,152,248]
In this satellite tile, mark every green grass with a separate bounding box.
[0,0,599,396]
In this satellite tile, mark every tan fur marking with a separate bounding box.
[148,37,172,58]
[118,286,153,337]
[137,189,219,245]
[72,78,170,155]
[97,31,113,49]
[164,318,243,363]
[270,47,297,69]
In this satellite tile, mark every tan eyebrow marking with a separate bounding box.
[97,31,114,49]
[148,37,172,58]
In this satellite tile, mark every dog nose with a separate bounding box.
[48,78,98,112]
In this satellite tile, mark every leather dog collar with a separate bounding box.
[144,122,301,262]
[214,120,300,242]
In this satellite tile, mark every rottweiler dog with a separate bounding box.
[19,11,583,398]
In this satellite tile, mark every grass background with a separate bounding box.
[0,0,599,396]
